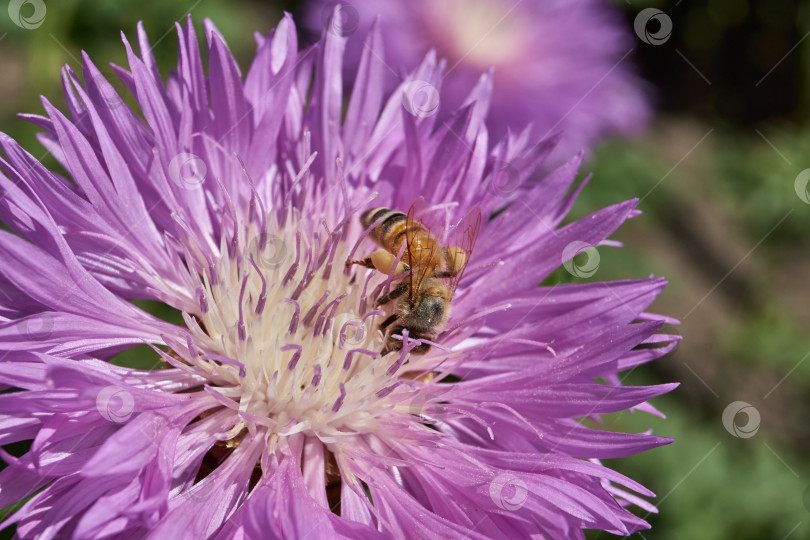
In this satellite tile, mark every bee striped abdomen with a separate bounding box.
[361,207,426,256]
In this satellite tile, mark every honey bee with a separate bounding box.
[346,200,481,355]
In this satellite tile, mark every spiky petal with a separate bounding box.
[0,13,676,539]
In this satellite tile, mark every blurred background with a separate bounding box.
[0,0,808,538]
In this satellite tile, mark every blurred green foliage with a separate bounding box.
[0,0,282,157]
[589,392,809,540]
[579,129,810,537]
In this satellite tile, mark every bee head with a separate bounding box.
[412,294,446,326]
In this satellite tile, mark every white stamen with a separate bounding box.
[183,208,422,442]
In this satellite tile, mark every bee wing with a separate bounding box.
[446,205,482,300]
[406,198,444,301]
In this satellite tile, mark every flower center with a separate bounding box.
[428,0,528,69]
[180,207,422,442]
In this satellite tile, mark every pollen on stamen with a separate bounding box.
[178,206,425,441]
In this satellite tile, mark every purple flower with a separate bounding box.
[0,13,677,539]
[305,0,652,160]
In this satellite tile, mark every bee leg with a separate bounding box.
[409,335,433,355]
[431,270,456,279]
[444,246,468,274]
[347,250,409,274]
[345,256,375,269]
[376,280,409,307]
[379,314,398,333]
[381,330,403,356]
[381,324,407,356]
[371,249,409,275]
[382,325,432,357]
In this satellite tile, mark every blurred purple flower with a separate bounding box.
[306,0,651,159]
[0,13,676,539]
